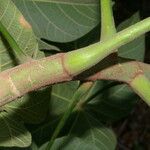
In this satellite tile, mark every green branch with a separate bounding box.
[81,0,117,105]
[130,75,150,106]
[46,2,118,148]
[85,61,150,106]
[0,17,150,107]
[64,17,150,75]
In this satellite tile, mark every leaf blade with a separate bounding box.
[13,0,99,42]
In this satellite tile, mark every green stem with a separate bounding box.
[64,17,150,75]
[0,18,150,107]
[72,0,117,106]
[46,83,92,150]
[100,0,116,39]
[0,21,30,63]
[46,2,118,148]
[81,0,117,104]
[130,74,150,106]
[46,1,116,147]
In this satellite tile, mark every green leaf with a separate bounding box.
[13,0,99,42]
[0,0,39,71]
[32,81,79,144]
[39,112,116,150]
[4,88,51,124]
[31,82,79,145]
[0,0,48,124]
[86,83,138,122]
[32,82,119,148]
[118,12,145,61]
[50,81,137,123]
[0,112,31,147]
[0,1,49,147]
[0,142,40,150]
[38,39,60,51]
[50,81,79,115]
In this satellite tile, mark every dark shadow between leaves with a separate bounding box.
[41,24,100,53]
[0,87,51,149]
[75,53,118,80]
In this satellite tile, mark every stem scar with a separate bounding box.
[8,77,20,97]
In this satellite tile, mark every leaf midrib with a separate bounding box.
[25,0,98,5]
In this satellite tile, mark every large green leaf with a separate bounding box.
[0,112,31,148]
[118,12,145,61]
[50,81,79,115]
[50,81,137,123]
[32,117,60,145]
[0,0,48,123]
[0,0,39,71]
[0,142,38,150]
[13,0,99,42]
[32,82,120,147]
[4,88,50,124]
[0,0,50,147]
[31,81,79,145]
[39,112,116,150]
[83,12,146,122]
[86,83,138,122]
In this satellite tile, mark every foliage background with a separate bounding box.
[114,0,150,149]
[0,0,149,149]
